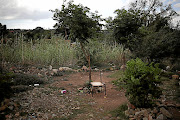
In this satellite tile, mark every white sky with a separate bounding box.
[0,0,180,29]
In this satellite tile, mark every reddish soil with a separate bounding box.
[52,71,127,111]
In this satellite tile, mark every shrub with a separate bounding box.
[0,67,13,103]
[120,58,162,107]
[12,73,45,85]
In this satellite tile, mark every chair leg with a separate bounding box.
[104,84,106,95]
[91,86,93,97]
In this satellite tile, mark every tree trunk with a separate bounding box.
[88,55,91,81]
[65,28,67,40]
[80,42,91,82]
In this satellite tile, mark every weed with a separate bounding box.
[108,70,124,78]
[12,73,45,85]
[110,104,128,120]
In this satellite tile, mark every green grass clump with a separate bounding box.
[110,104,128,119]
[109,70,124,78]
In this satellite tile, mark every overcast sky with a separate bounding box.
[0,0,180,29]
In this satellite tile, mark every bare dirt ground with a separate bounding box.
[5,71,127,120]
[51,71,128,119]
[52,71,127,111]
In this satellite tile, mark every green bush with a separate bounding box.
[120,58,162,107]
[0,68,13,103]
[13,73,45,85]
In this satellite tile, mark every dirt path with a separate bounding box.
[52,71,127,111]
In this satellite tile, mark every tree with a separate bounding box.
[0,23,8,44]
[52,0,102,82]
[112,0,179,63]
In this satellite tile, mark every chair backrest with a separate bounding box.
[100,70,102,83]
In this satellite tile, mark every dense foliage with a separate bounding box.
[52,0,102,42]
[110,0,180,63]
[0,67,13,103]
[118,58,162,107]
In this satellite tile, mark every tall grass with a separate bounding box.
[0,35,76,67]
[0,35,131,67]
[75,39,131,67]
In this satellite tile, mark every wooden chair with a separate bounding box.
[90,70,106,97]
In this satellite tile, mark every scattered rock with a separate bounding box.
[81,65,88,71]
[49,65,52,70]
[94,68,99,71]
[107,114,112,117]
[110,67,113,71]
[8,106,14,110]
[78,87,83,90]
[128,109,135,115]
[156,114,167,120]
[89,114,94,117]
[166,103,175,107]
[125,110,129,116]
[120,65,126,70]
[117,116,121,119]
[59,67,73,71]
[52,69,58,74]
[166,66,170,71]
[38,73,43,77]
[160,107,172,118]
[15,112,20,117]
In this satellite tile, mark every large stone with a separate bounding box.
[135,109,148,117]
[128,109,135,115]
[52,69,58,74]
[94,68,99,71]
[59,67,73,71]
[160,107,172,118]
[81,65,88,71]
[49,65,52,70]
[38,73,43,77]
[120,65,126,70]
[8,106,14,110]
[156,114,167,120]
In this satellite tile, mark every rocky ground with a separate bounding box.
[1,64,128,120]
[1,64,180,120]
[125,78,180,120]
